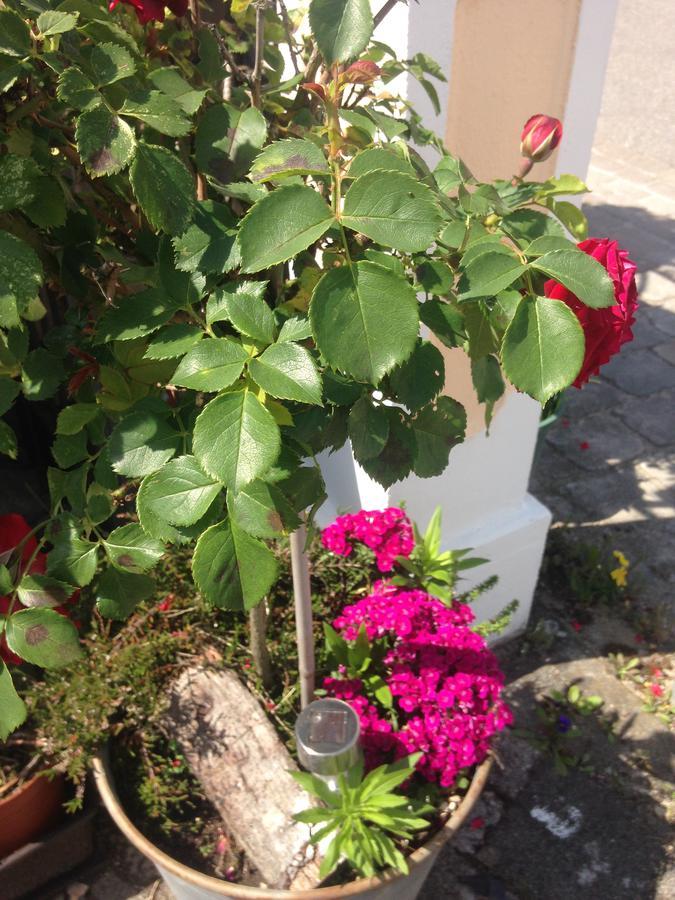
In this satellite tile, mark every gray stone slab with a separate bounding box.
[617,388,675,447]
[546,410,644,472]
[560,463,660,524]
[655,341,675,365]
[645,298,675,338]
[557,378,623,419]
[601,347,675,396]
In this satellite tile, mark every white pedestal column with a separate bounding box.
[316,0,618,640]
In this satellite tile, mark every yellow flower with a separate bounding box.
[613,550,629,568]
[610,567,628,588]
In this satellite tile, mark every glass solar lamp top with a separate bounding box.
[295,698,362,777]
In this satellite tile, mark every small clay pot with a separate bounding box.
[0,770,65,859]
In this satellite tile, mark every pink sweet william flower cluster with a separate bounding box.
[324,580,512,788]
[320,507,414,572]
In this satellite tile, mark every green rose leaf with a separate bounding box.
[171,338,248,392]
[56,403,99,435]
[0,662,26,740]
[21,349,65,401]
[309,0,373,64]
[227,480,300,538]
[103,523,165,573]
[277,317,312,343]
[206,281,274,343]
[88,42,136,86]
[531,248,614,308]
[95,289,174,343]
[76,105,137,177]
[501,294,584,403]
[523,236,573,257]
[250,138,329,183]
[238,185,335,273]
[96,566,155,620]
[108,410,181,478]
[23,177,68,230]
[0,420,18,460]
[130,143,196,236]
[5,608,82,668]
[56,67,100,111]
[148,67,207,115]
[536,174,588,199]
[0,230,43,317]
[458,251,527,301]
[310,261,419,384]
[195,103,235,180]
[17,575,76,609]
[0,155,42,212]
[144,324,203,360]
[37,10,79,36]
[342,171,441,253]
[419,299,465,349]
[52,431,88,468]
[348,147,414,180]
[434,153,474,193]
[471,354,505,429]
[136,456,222,528]
[348,396,390,461]
[172,201,239,274]
[248,343,323,405]
[86,484,114,525]
[502,208,565,243]
[47,521,99,586]
[192,517,278,610]
[193,390,280,491]
[0,376,20,416]
[0,9,31,57]
[358,408,416,488]
[230,106,268,178]
[463,302,498,359]
[412,397,467,478]
[120,91,191,137]
[389,341,445,411]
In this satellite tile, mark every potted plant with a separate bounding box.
[0,0,638,895]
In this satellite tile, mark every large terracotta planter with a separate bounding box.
[93,750,492,900]
[0,770,65,859]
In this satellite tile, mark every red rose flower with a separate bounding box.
[108,0,188,26]
[520,114,563,163]
[0,514,36,569]
[545,238,638,388]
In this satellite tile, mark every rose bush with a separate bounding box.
[0,0,636,743]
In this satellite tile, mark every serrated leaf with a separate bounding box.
[76,105,136,178]
[230,106,267,178]
[389,341,445,411]
[144,324,203,360]
[95,289,173,343]
[89,42,136,86]
[0,155,41,212]
[192,517,278,610]
[86,484,114,524]
[130,143,196,236]
[21,349,65,400]
[136,456,221,528]
[17,575,76,609]
[0,230,43,314]
[56,67,100,111]
[532,248,613,308]
[0,662,26,740]
[47,521,99,586]
[348,396,389,461]
[193,390,280,491]
[6,607,82,668]
[0,377,20,416]
[108,410,180,477]
[96,566,155,619]
[358,408,416,488]
[471,354,504,429]
[458,251,527,300]
[309,0,373,64]
[250,138,329,183]
[412,397,466,478]
[172,201,239,274]
[194,103,236,180]
[419,298,464,348]
[148,67,206,115]
[37,10,78,36]
[463,302,498,359]
[170,338,248,391]
[56,403,99,435]
[0,420,17,460]
[434,153,474,193]
[501,294,584,403]
[120,90,191,137]
[277,317,313,343]
[227,479,300,538]
[0,9,31,57]
[524,236,573,257]
[249,342,322,404]
[310,261,419,384]
[238,184,335,273]
[206,280,273,342]
[22,177,68,229]
[348,147,414,180]
[103,523,165,573]
[52,431,88,468]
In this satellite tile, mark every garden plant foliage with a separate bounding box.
[0,0,617,735]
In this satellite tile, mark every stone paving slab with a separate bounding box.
[546,410,644,472]
[617,389,675,448]
[600,347,675,397]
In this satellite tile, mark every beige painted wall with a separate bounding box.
[438,0,582,436]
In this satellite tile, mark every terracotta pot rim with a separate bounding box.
[93,748,492,899]
[0,769,60,807]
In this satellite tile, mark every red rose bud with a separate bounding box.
[545,238,638,388]
[301,82,327,101]
[520,114,563,162]
[342,60,381,85]
[108,0,188,25]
